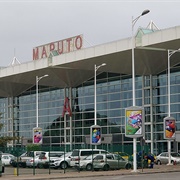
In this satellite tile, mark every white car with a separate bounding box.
[37,151,64,168]
[70,149,109,167]
[2,153,16,166]
[50,152,72,169]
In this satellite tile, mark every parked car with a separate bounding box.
[50,152,72,169]
[70,149,109,167]
[26,155,40,168]
[37,151,64,168]
[156,152,180,165]
[115,152,130,160]
[93,154,132,171]
[74,154,99,171]
[10,151,43,168]
[2,153,16,166]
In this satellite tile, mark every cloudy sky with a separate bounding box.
[0,0,180,66]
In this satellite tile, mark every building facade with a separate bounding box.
[0,25,180,154]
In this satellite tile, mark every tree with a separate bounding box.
[0,112,19,147]
[26,144,41,151]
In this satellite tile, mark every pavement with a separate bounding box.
[0,164,180,180]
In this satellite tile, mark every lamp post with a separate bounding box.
[167,49,180,165]
[94,63,106,148]
[36,74,49,127]
[132,9,150,106]
[94,63,106,125]
[131,9,150,172]
[168,49,180,117]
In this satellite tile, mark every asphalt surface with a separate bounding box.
[0,164,180,180]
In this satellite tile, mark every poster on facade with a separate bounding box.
[125,106,144,138]
[33,127,43,144]
[90,125,101,145]
[164,117,176,139]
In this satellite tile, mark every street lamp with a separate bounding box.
[94,63,106,149]
[168,49,180,116]
[131,9,150,172]
[94,63,106,126]
[167,49,180,165]
[36,74,49,127]
[132,9,150,106]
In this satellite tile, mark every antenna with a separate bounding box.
[9,48,21,66]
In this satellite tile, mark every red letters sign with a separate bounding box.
[33,35,83,60]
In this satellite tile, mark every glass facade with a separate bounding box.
[0,67,179,154]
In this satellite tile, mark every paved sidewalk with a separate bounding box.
[1,165,180,180]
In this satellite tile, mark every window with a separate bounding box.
[106,155,114,159]
[94,155,103,160]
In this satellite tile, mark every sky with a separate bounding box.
[0,0,180,67]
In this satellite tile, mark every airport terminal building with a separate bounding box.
[0,24,180,154]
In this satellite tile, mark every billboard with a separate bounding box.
[164,117,176,139]
[125,106,144,138]
[33,127,43,144]
[90,125,101,145]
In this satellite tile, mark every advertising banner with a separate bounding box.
[33,127,43,144]
[90,125,101,145]
[125,106,144,138]
[164,117,176,139]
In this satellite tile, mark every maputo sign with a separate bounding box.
[33,34,83,60]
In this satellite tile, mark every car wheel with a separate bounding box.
[157,160,161,165]
[125,163,132,170]
[171,160,174,165]
[60,161,68,169]
[22,163,26,168]
[103,164,110,171]
[86,164,93,171]
[38,163,43,168]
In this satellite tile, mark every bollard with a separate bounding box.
[14,168,17,176]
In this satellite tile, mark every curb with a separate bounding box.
[1,165,180,180]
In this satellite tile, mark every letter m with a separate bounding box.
[33,48,39,60]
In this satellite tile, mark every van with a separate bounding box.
[38,151,64,168]
[70,149,109,167]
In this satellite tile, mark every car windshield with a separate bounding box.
[9,155,15,159]
[61,152,72,158]
[65,152,71,157]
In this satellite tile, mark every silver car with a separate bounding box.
[75,154,132,171]
[93,154,132,171]
[26,156,40,167]
[156,152,180,165]
[74,154,99,171]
